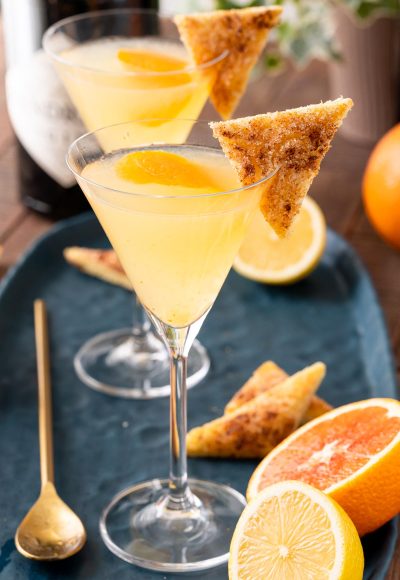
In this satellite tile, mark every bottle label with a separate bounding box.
[6,50,86,188]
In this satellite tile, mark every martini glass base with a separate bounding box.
[100,478,246,572]
[74,328,210,398]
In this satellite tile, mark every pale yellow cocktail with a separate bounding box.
[57,38,212,145]
[79,146,262,327]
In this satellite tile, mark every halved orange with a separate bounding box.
[247,398,400,536]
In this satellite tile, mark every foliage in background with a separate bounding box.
[341,0,400,19]
[215,0,339,71]
[214,0,400,71]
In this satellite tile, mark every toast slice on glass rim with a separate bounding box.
[211,98,353,236]
[175,6,282,119]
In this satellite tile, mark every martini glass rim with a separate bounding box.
[43,7,228,78]
[66,118,278,202]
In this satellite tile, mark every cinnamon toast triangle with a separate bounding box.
[187,362,326,459]
[225,360,332,424]
[63,247,131,290]
[175,6,282,119]
[211,98,353,236]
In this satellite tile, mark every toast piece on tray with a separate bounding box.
[225,360,332,424]
[187,362,326,459]
[63,247,131,290]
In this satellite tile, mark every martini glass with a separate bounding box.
[43,8,223,398]
[67,118,275,572]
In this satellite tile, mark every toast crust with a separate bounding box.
[211,98,353,235]
[175,6,282,119]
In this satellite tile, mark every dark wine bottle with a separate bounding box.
[2,0,158,220]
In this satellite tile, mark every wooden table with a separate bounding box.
[0,26,399,578]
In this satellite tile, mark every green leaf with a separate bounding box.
[264,53,284,71]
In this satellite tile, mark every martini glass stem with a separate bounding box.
[169,351,189,504]
[148,312,209,510]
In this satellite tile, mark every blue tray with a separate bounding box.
[0,212,397,580]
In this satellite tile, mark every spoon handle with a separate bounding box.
[34,299,54,486]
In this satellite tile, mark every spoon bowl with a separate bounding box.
[15,482,86,560]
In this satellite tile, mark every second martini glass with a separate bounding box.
[67,118,275,572]
[43,8,224,398]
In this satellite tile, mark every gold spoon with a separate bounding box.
[15,299,86,560]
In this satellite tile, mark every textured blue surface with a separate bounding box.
[0,212,398,580]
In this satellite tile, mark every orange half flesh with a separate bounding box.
[247,398,400,535]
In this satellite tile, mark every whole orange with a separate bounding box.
[363,124,400,251]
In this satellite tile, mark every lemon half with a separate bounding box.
[229,480,364,580]
[234,196,326,284]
